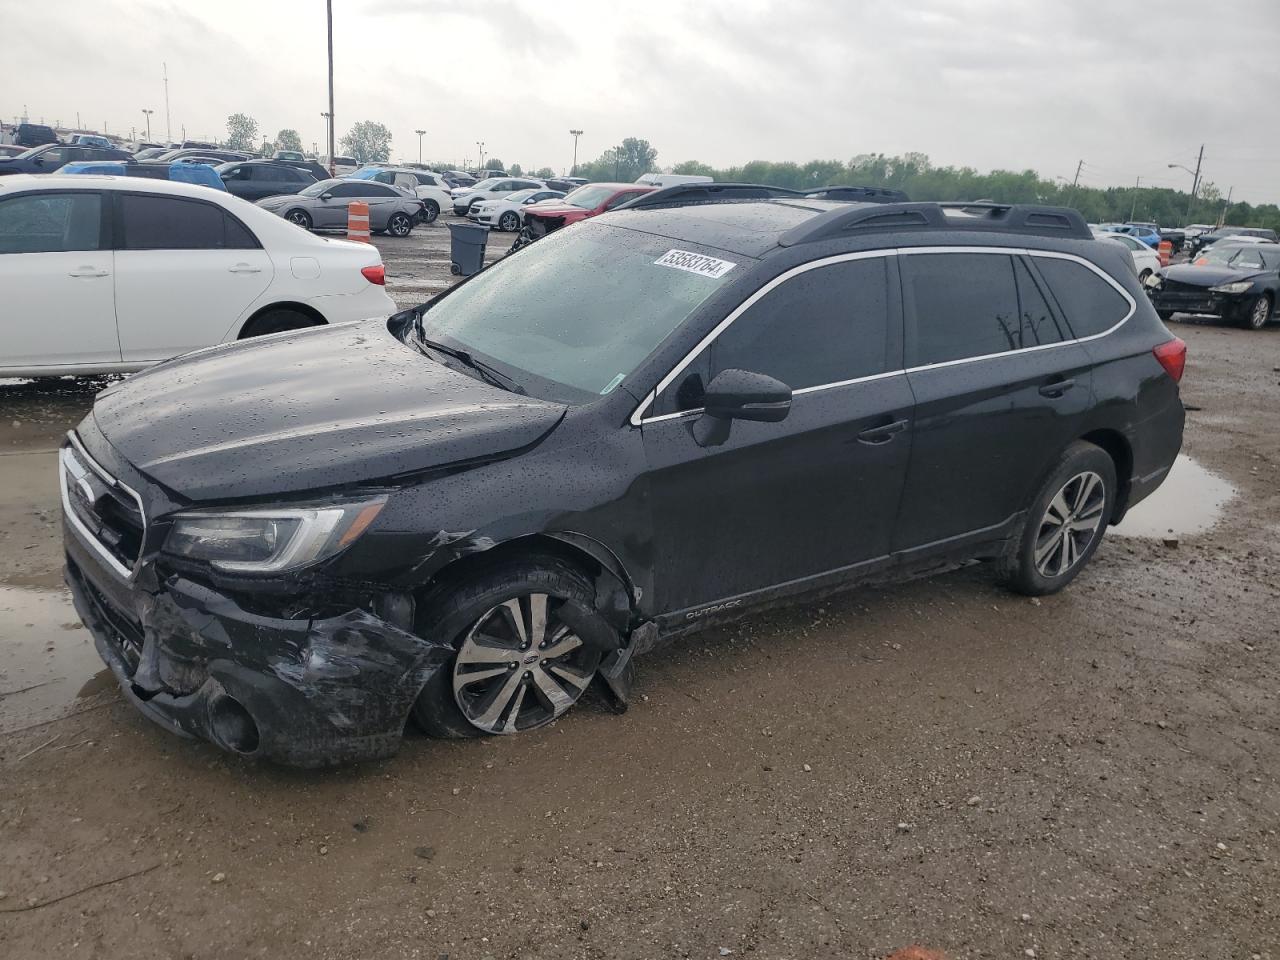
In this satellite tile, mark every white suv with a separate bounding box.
[346,167,453,223]
[450,177,545,217]
[0,174,396,378]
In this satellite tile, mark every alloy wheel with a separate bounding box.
[1034,471,1106,578]
[500,212,519,231]
[1250,296,1271,329]
[451,594,599,734]
[389,214,412,237]
[287,210,310,229]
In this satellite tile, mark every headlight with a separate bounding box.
[164,498,386,573]
[1144,272,1163,288]
[1208,281,1254,294]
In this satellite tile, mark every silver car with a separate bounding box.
[255,178,422,236]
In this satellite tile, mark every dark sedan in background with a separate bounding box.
[0,142,132,175]
[1148,242,1280,329]
[1188,226,1279,256]
[217,159,317,201]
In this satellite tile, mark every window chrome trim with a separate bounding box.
[61,431,146,581]
[629,246,1137,426]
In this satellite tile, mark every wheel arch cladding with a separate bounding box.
[1080,428,1133,520]
[239,301,327,337]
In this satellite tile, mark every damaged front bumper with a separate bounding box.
[64,526,453,767]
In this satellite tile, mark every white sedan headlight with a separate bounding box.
[165,498,386,573]
[1208,281,1254,294]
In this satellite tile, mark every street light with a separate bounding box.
[414,129,426,164]
[475,140,485,172]
[320,111,332,166]
[141,108,154,142]
[569,129,583,175]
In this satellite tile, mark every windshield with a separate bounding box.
[564,185,616,209]
[505,189,537,203]
[1202,245,1273,269]
[298,178,342,197]
[347,168,381,180]
[415,222,741,401]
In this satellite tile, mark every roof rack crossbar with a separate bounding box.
[779,201,1092,246]
[799,185,910,204]
[615,182,802,211]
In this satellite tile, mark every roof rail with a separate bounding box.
[799,185,910,203]
[779,201,1092,247]
[615,182,801,210]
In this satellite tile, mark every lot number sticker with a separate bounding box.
[654,249,737,279]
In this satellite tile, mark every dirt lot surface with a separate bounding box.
[1,223,1278,959]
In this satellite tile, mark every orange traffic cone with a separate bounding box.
[1157,239,1172,267]
[347,200,371,243]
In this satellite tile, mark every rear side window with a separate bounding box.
[120,194,259,250]
[902,253,1021,365]
[1033,256,1132,338]
[1013,258,1070,348]
[0,192,102,254]
[661,258,891,412]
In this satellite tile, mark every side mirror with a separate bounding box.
[702,368,792,422]
[320,192,333,200]
[32,157,44,166]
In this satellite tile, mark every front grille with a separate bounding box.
[60,438,146,578]
[1160,279,1212,295]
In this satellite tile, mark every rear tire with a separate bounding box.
[411,559,613,739]
[996,441,1116,596]
[388,212,413,237]
[419,200,439,224]
[240,308,320,338]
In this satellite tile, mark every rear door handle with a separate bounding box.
[68,267,108,278]
[229,263,263,274]
[1038,378,1076,398]
[856,419,909,445]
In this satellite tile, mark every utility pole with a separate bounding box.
[163,62,172,144]
[141,108,153,142]
[476,140,485,172]
[415,129,426,163]
[569,129,582,175]
[1187,143,1204,222]
[1128,176,1141,222]
[1219,185,1233,228]
[1068,158,1083,204]
[326,0,336,176]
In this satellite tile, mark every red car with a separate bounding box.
[520,182,655,241]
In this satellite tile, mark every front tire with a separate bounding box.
[284,209,312,230]
[997,441,1116,596]
[1242,293,1273,330]
[387,212,413,237]
[498,210,520,232]
[419,200,439,224]
[1157,309,1175,321]
[412,559,611,738]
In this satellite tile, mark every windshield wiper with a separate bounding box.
[414,332,526,396]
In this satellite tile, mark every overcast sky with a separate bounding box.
[5,0,1280,203]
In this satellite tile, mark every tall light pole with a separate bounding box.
[1129,176,1141,222]
[569,129,583,175]
[321,112,332,164]
[141,108,154,142]
[163,62,171,144]
[415,129,426,164]
[326,0,336,176]
[475,140,485,172]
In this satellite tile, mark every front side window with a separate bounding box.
[120,194,256,250]
[416,223,739,402]
[1034,256,1131,338]
[903,253,1022,365]
[0,192,102,254]
[666,258,892,413]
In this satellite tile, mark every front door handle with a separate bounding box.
[856,418,909,445]
[228,263,263,274]
[68,267,109,278]
[1038,378,1076,398]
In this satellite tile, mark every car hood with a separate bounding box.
[91,320,567,502]
[1161,264,1266,287]
[525,202,590,217]
[255,194,300,207]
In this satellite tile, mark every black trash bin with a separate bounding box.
[447,222,490,276]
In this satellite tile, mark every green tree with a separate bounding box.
[578,137,658,182]
[276,128,303,154]
[340,121,392,163]
[485,158,505,171]
[534,166,555,179]
[508,162,523,176]
[225,113,259,151]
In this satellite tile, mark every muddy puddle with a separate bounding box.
[1112,454,1235,540]
[0,584,112,734]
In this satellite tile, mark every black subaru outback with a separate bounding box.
[61,188,1186,766]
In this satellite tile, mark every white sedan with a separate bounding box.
[470,188,566,231]
[1097,231,1162,280]
[0,174,395,378]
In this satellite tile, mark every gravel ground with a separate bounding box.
[0,225,1277,959]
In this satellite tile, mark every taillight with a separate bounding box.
[361,264,385,285]
[1153,337,1186,383]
